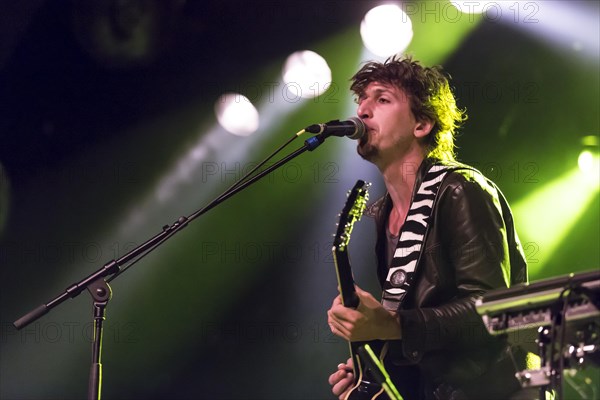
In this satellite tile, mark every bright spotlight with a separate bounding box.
[360,4,413,57]
[282,50,332,99]
[215,93,260,136]
[449,1,498,14]
[578,150,600,183]
[578,150,594,172]
[578,135,600,184]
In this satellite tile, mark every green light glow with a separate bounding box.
[513,167,599,274]
[578,150,600,182]
[405,6,483,65]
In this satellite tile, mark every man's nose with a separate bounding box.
[357,101,372,119]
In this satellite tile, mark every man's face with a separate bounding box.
[355,82,420,164]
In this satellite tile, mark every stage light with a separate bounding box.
[360,4,413,57]
[578,150,596,174]
[214,93,260,136]
[578,135,600,185]
[452,1,599,61]
[513,166,598,274]
[282,50,332,99]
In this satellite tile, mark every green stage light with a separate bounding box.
[395,3,483,66]
[578,135,600,184]
[578,150,599,178]
[513,167,599,275]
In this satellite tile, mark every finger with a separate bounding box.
[332,374,354,397]
[327,313,344,336]
[330,304,360,323]
[331,294,343,307]
[328,322,338,337]
[328,367,350,385]
[355,285,375,302]
[328,370,340,386]
[328,309,356,332]
[354,286,377,304]
[328,319,350,340]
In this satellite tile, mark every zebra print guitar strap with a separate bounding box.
[381,163,459,311]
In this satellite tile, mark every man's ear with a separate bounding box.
[414,118,434,139]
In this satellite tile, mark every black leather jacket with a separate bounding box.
[367,158,530,399]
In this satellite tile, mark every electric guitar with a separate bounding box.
[332,180,390,400]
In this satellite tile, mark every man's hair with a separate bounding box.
[350,55,466,161]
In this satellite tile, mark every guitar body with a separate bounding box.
[346,341,389,400]
[332,181,393,400]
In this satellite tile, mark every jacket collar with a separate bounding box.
[365,157,438,219]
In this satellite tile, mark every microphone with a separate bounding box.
[304,117,366,140]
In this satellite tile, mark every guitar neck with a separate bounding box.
[333,247,359,309]
[329,181,398,400]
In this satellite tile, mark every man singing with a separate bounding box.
[327,56,537,400]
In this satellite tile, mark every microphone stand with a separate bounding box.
[12,130,332,400]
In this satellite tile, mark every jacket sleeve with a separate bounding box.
[393,172,513,362]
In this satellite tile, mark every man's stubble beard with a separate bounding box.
[356,137,379,162]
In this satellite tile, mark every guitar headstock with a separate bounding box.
[333,180,370,252]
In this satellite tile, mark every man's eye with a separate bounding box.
[378,98,390,103]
